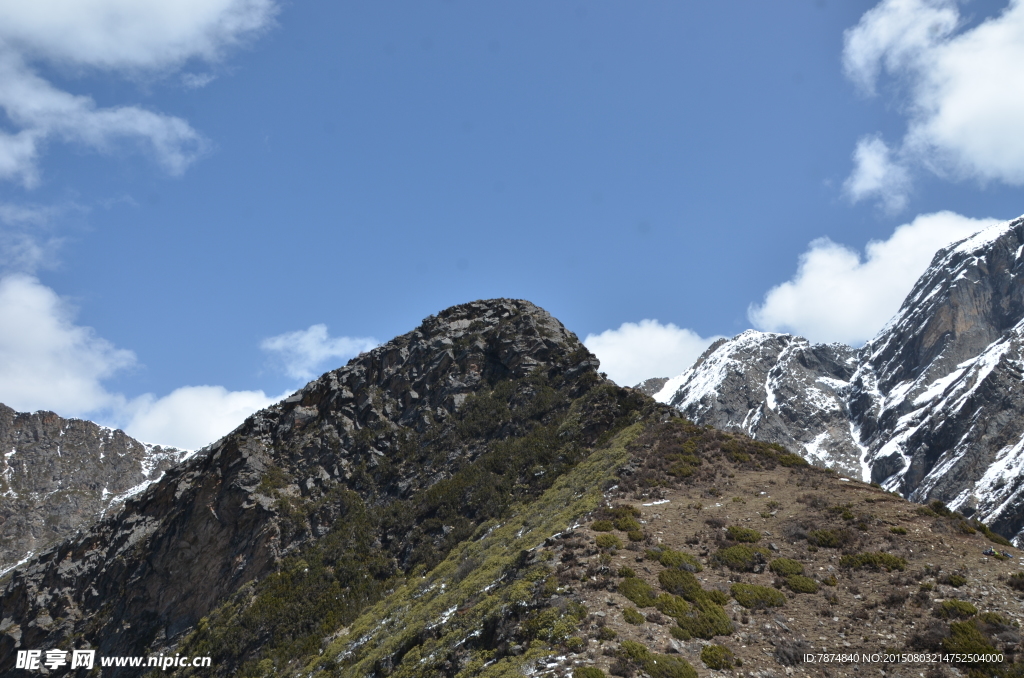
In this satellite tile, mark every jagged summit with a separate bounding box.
[0,297,662,675]
[658,215,1024,544]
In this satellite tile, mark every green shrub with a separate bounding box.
[806,529,851,548]
[618,566,636,578]
[658,569,703,599]
[890,526,908,535]
[713,545,770,571]
[574,668,605,678]
[627,530,645,542]
[726,526,762,543]
[623,607,646,625]
[785,575,818,594]
[671,598,734,639]
[654,548,703,572]
[615,516,642,532]
[839,552,907,571]
[941,573,967,587]
[1007,572,1024,591]
[778,453,808,467]
[768,558,803,576]
[619,641,697,678]
[972,520,1013,547]
[597,626,617,640]
[667,463,695,478]
[731,583,786,609]
[596,533,622,550]
[591,520,615,532]
[619,577,657,607]
[654,593,691,619]
[936,599,978,619]
[700,644,738,670]
[943,621,996,656]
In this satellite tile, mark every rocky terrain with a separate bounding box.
[657,215,1024,546]
[185,403,1023,678]
[0,299,665,676]
[0,299,1021,678]
[0,405,189,576]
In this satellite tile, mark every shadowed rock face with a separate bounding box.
[658,216,1024,544]
[0,299,659,676]
[0,406,188,574]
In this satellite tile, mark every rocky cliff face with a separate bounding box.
[0,299,663,676]
[0,406,188,575]
[656,215,1024,544]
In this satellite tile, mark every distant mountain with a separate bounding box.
[0,405,189,575]
[632,376,669,396]
[657,215,1024,544]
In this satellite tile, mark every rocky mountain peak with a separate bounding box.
[658,215,1024,545]
[0,298,663,675]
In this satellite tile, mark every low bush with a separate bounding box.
[935,600,977,619]
[713,545,770,571]
[806,529,852,549]
[596,534,622,550]
[619,640,698,678]
[768,558,803,576]
[730,583,786,609]
[671,598,734,640]
[619,577,657,607]
[627,530,645,542]
[943,621,996,656]
[839,552,906,571]
[890,526,908,535]
[651,547,702,572]
[573,668,605,678]
[726,526,762,543]
[615,516,642,533]
[1008,572,1024,592]
[940,573,967,587]
[785,575,818,594]
[591,520,615,532]
[623,607,646,625]
[654,593,691,619]
[700,644,739,670]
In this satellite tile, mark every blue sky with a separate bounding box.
[2,0,1024,448]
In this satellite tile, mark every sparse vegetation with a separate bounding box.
[700,644,739,670]
[936,599,978,619]
[726,525,762,543]
[596,533,622,550]
[730,583,786,609]
[839,551,907,571]
[768,558,803,576]
[713,544,770,571]
[623,607,646,625]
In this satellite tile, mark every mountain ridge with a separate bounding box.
[657,214,1024,544]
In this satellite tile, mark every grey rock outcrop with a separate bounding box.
[0,406,188,575]
[657,215,1024,544]
[632,377,669,397]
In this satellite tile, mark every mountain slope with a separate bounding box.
[0,299,662,676]
[657,215,1024,544]
[0,405,188,575]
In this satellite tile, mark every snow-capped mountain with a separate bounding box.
[0,404,190,575]
[656,215,1024,544]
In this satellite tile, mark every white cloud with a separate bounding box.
[0,273,283,449]
[844,134,912,212]
[0,274,135,415]
[0,0,277,185]
[122,386,277,450]
[843,0,1024,201]
[0,0,277,72]
[748,211,999,345]
[584,320,723,387]
[261,324,378,381]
